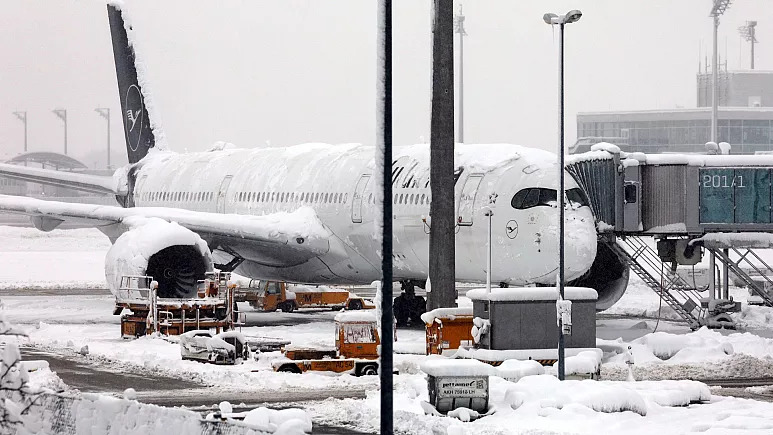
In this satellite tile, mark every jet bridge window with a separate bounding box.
[566,188,591,208]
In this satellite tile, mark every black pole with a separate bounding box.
[557,22,565,381]
[379,1,393,434]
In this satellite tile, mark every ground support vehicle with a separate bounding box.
[272,311,380,376]
[422,307,474,355]
[115,272,236,338]
[234,280,374,312]
[180,330,249,365]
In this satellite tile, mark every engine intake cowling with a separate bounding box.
[105,218,214,298]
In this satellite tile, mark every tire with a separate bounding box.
[348,299,364,310]
[277,364,302,374]
[280,301,296,313]
[359,364,378,376]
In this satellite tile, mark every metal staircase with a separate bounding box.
[612,236,704,329]
[710,248,773,307]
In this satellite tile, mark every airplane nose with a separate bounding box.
[563,214,597,278]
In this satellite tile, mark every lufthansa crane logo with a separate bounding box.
[505,219,518,239]
[124,84,144,152]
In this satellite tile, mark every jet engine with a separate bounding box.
[104,218,214,298]
[568,239,630,311]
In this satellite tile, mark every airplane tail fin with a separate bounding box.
[107,4,155,164]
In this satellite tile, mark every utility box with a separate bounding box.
[421,307,474,355]
[421,358,495,415]
[466,287,597,351]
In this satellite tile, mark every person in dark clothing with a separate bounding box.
[393,281,426,327]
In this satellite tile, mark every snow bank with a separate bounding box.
[240,407,312,434]
[466,287,597,302]
[455,347,602,363]
[559,350,601,376]
[495,359,544,382]
[504,375,648,415]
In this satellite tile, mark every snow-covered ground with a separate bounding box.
[7,226,773,433]
[0,227,110,289]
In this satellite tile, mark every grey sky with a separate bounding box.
[0,0,770,168]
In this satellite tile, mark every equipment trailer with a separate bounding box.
[115,272,236,338]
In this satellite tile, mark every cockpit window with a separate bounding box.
[511,188,558,209]
[566,188,590,208]
[511,187,589,210]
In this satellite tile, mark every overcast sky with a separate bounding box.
[0,0,771,168]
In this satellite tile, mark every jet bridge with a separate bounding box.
[567,145,773,329]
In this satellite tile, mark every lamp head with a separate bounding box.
[564,10,582,24]
[543,13,559,25]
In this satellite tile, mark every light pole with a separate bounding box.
[710,0,731,143]
[454,4,467,144]
[12,111,27,153]
[543,9,582,382]
[738,21,758,70]
[95,107,111,168]
[52,109,67,155]
[484,208,493,294]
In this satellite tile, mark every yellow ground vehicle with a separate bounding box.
[272,311,380,376]
[235,280,373,312]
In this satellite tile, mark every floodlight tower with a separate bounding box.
[738,21,758,69]
[52,109,67,155]
[543,8,583,382]
[454,4,467,144]
[12,111,27,153]
[95,107,111,168]
[710,0,731,144]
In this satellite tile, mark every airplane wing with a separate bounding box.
[0,194,334,266]
[0,162,122,196]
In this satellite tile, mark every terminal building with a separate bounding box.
[574,70,773,154]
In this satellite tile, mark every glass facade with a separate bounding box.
[577,118,773,154]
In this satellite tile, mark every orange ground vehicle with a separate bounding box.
[272,311,380,376]
[422,307,474,355]
[235,280,373,312]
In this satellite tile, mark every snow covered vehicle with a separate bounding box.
[235,280,374,312]
[272,311,380,376]
[180,330,249,365]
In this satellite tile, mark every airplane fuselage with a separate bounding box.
[131,143,597,286]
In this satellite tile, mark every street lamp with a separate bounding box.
[710,0,731,143]
[52,109,67,155]
[95,107,111,169]
[12,111,27,153]
[738,21,758,70]
[543,8,582,382]
[454,4,467,144]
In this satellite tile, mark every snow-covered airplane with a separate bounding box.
[0,5,628,309]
